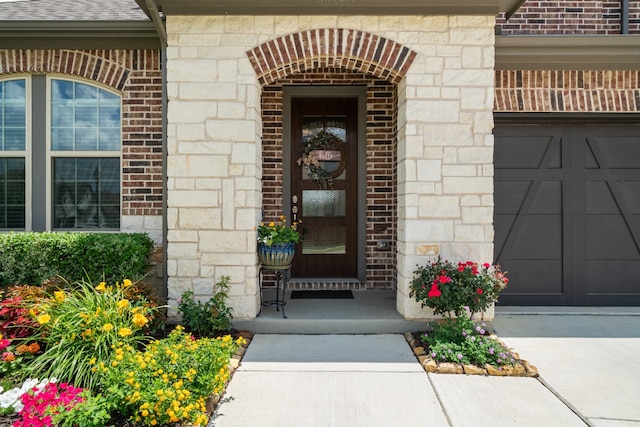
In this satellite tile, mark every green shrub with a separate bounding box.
[0,232,154,287]
[178,276,233,337]
[21,278,161,391]
[421,316,516,367]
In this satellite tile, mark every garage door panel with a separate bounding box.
[619,182,640,212]
[494,134,561,169]
[587,181,619,214]
[494,181,530,214]
[587,261,640,294]
[494,120,640,306]
[509,215,563,259]
[587,215,640,259]
[586,135,640,169]
[499,260,563,294]
[494,214,514,256]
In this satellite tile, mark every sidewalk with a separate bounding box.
[492,310,640,427]
[210,324,619,427]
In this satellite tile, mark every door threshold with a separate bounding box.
[287,279,365,291]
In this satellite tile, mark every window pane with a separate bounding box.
[51,103,74,127]
[1,79,26,152]
[302,226,346,255]
[99,128,121,151]
[303,190,346,217]
[51,128,74,151]
[51,80,120,152]
[75,128,98,151]
[53,157,120,229]
[0,157,26,230]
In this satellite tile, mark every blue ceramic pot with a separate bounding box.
[257,242,295,269]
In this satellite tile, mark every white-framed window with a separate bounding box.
[0,75,121,231]
[0,77,29,230]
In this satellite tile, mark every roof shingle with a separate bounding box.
[0,0,149,21]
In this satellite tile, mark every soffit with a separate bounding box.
[0,21,161,49]
[140,0,525,16]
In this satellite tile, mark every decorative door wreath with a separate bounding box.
[296,130,348,189]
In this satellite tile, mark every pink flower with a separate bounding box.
[0,338,10,351]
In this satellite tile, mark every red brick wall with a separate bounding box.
[495,70,640,111]
[497,1,640,34]
[261,69,397,289]
[0,49,163,217]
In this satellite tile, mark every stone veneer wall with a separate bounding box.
[261,70,397,290]
[165,15,496,320]
[495,70,640,112]
[0,49,164,243]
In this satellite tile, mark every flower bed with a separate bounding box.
[0,278,250,427]
[407,257,538,377]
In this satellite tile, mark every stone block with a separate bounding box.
[179,208,222,230]
[463,364,487,375]
[418,195,460,218]
[168,190,221,208]
[168,155,229,178]
[416,159,442,181]
[442,176,492,194]
[458,147,493,164]
[167,60,218,81]
[199,230,248,253]
[231,143,257,164]
[437,363,463,374]
[206,119,256,142]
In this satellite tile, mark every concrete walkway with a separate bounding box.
[492,311,640,427]
[211,313,640,427]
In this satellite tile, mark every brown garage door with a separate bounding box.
[494,116,640,306]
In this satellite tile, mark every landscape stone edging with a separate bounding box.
[403,332,540,377]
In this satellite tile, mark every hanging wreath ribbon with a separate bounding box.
[296,130,348,189]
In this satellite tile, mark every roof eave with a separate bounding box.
[144,0,527,16]
[0,21,161,50]
[495,35,640,70]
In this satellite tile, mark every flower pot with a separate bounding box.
[257,242,294,269]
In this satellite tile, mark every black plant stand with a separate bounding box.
[259,264,290,318]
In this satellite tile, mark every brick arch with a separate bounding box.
[247,29,417,86]
[0,49,133,91]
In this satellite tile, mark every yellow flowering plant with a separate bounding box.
[99,326,244,427]
[22,278,163,391]
[257,215,301,247]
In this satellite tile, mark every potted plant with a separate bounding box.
[256,215,301,269]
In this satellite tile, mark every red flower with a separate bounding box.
[437,275,451,284]
[457,266,465,272]
[483,263,491,269]
[427,283,442,298]
[476,288,483,295]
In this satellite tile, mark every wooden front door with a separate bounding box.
[290,97,358,279]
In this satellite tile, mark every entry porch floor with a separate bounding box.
[232,289,430,334]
